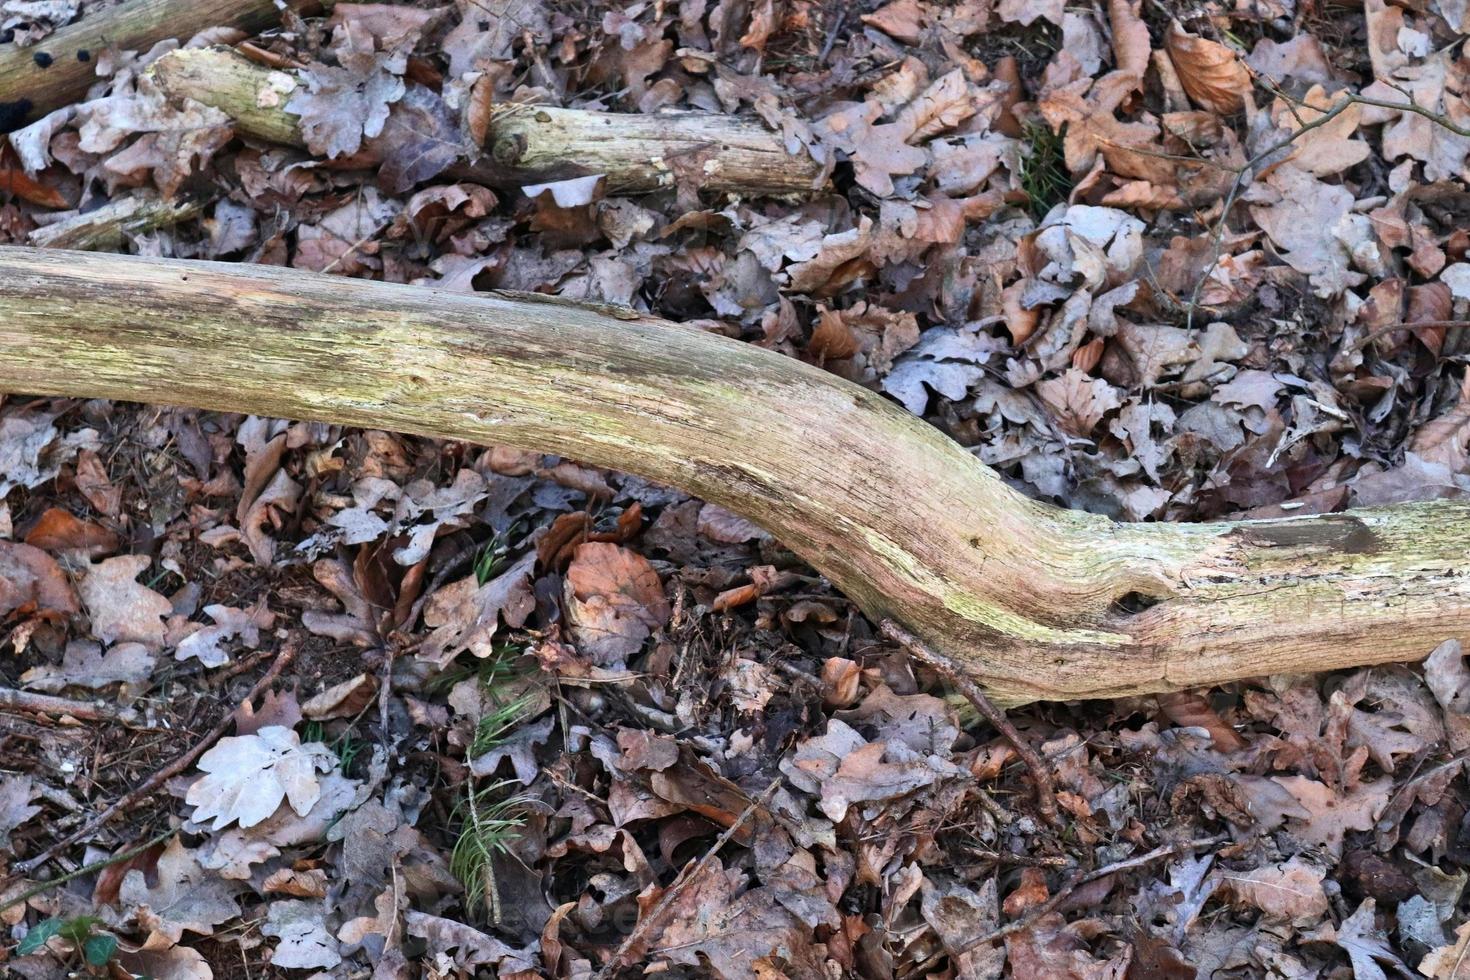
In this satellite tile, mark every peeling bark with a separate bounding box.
[147,47,825,196]
[0,0,329,132]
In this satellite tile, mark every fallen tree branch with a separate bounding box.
[1,248,1469,704]
[0,686,139,726]
[147,47,825,196]
[28,193,205,250]
[0,0,330,133]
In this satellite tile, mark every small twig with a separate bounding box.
[0,687,140,727]
[11,639,300,876]
[913,834,1226,973]
[819,5,849,64]
[594,777,782,980]
[0,824,179,915]
[1184,95,1357,331]
[1348,320,1470,352]
[880,620,1060,828]
[1185,84,1470,331]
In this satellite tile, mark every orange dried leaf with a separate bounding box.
[1165,20,1252,114]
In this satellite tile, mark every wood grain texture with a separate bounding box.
[148,47,825,195]
[0,246,1465,703]
[0,0,328,132]
[28,194,204,250]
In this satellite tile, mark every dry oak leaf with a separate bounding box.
[1249,165,1365,297]
[1218,857,1330,926]
[648,859,826,980]
[1165,20,1251,114]
[420,551,536,667]
[405,909,525,971]
[564,542,671,663]
[287,55,405,159]
[0,540,77,619]
[174,601,274,668]
[119,838,240,949]
[21,639,154,692]
[79,554,170,650]
[263,899,342,970]
[185,725,337,831]
[1275,85,1369,177]
[0,775,42,848]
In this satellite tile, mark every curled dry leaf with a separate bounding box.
[1165,20,1252,114]
[301,673,378,721]
[0,540,77,619]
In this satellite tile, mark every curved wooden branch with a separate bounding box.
[0,246,1465,703]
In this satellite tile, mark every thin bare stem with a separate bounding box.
[595,777,782,979]
[880,619,1060,828]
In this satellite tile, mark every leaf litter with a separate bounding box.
[2,0,1470,977]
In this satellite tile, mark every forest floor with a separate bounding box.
[3,0,1470,977]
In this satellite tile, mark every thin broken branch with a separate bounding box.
[880,619,1060,827]
[28,194,206,250]
[148,46,825,196]
[0,686,140,726]
[0,0,331,132]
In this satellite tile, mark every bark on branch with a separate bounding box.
[0,0,329,132]
[147,47,824,196]
[0,247,1465,703]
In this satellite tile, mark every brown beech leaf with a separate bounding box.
[564,542,670,662]
[0,540,77,619]
[1109,0,1151,80]
[1165,20,1251,114]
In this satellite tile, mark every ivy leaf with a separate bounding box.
[17,917,63,955]
[83,933,118,967]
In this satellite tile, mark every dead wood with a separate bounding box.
[147,46,825,196]
[1,247,1468,704]
[28,194,205,250]
[0,686,139,726]
[0,0,330,133]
